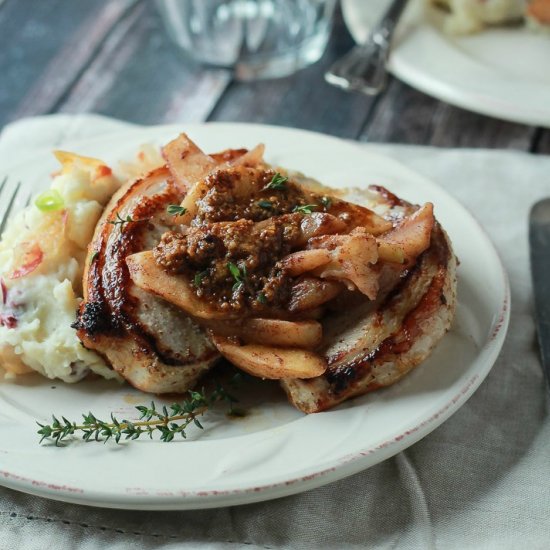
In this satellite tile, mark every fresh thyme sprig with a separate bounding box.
[264,172,288,190]
[37,385,237,446]
[108,212,147,227]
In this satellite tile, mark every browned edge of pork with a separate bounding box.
[74,166,219,393]
[280,189,457,413]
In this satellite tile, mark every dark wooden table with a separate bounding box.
[2,0,549,153]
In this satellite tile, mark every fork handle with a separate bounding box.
[325,0,408,95]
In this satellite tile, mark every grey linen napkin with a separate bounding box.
[0,115,549,550]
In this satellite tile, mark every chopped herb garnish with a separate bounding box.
[293,204,317,215]
[265,172,288,190]
[320,196,332,210]
[193,271,207,287]
[90,251,99,263]
[167,204,187,216]
[257,200,273,210]
[228,262,241,280]
[257,292,267,304]
[35,189,64,212]
[228,262,246,291]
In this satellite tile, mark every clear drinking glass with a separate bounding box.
[155,0,337,80]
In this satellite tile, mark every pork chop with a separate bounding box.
[75,134,266,393]
[280,186,457,412]
[74,166,220,393]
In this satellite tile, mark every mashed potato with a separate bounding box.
[0,152,123,382]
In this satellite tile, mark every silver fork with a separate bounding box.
[325,0,408,95]
[0,176,25,237]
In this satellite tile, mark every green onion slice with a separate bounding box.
[35,189,64,212]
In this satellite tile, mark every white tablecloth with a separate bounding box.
[0,114,549,550]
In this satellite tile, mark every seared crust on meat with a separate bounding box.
[280,187,457,413]
[75,166,219,393]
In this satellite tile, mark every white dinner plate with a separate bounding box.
[0,122,509,510]
[342,0,550,127]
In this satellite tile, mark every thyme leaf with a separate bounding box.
[167,204,187,216]
[292,204,317,215]
[194,271,207,287]
[228,262,248,292]
[264,172,288,191]
[227,262,241,280]
[257,200,273,210]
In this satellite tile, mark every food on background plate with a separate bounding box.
[526,0,550,28]
[1,133,457,414]
[431,0,550,34]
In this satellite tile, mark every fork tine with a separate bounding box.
[0,181,21,236]
[0,175,7,195]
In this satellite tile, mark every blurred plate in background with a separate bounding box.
[342,0,550,127]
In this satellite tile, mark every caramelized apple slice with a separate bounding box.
[211,335,327,379]
[204,318,322,349]
[229,143,265,168]
[298,213,347,243]
[126,251,239,320]
[288,277,343,312]
[177,179,208,225]
[328,198,393,235]
[162,134,217,194]
[377,241,406,264]
[309,228,380,299]
[278,249,331,276]
[377,203,434,263]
